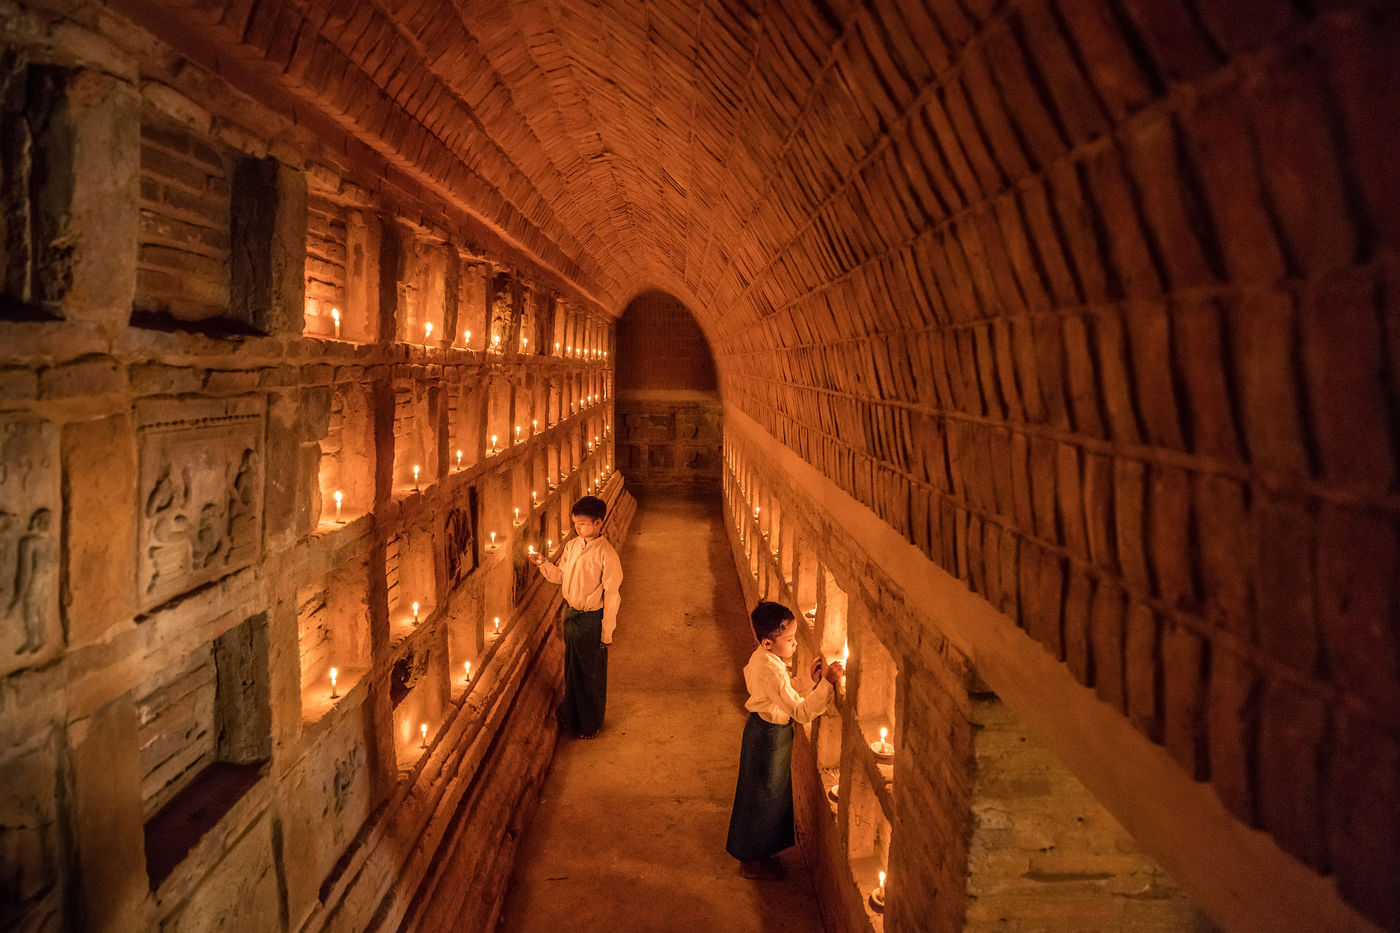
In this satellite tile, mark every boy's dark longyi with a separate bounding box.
[561,607,607,735]
[725,712,795,861]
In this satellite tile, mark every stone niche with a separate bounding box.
[393,375,439,494]
[304,195,377,343]
[0,416,60,675]
[316,384,375,527]
[297,553,371,724]
[136,397,263,612]
[139,611,271,889]
[386,522,436,642]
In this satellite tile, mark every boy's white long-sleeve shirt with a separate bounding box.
[537,534,624,642]
[743,647,833,725]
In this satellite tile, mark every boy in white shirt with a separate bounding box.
[529,495,623,738]
[725,600,844,879]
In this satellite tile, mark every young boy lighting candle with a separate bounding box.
[529,495,623,738]
[726,600,844,880]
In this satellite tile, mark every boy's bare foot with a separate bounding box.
[577,730,599,739]
[738,858,786,881]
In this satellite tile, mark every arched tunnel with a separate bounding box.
[0,0,1396,931]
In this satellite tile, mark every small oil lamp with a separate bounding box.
[871,726,894,760]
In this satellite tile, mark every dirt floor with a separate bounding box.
[496,494,825,933]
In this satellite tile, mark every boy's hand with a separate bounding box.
[810,657,825,684]
[528,552,544,566]
[824,660,845,685]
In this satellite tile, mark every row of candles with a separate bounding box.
[324,307,610,361]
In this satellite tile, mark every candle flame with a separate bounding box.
[465,329,472,344]
[494,616,501,632]
[464,660,471,678]
[329,667,338,686]
[412,601,419,617]
[879,871,886,887]
[456,449,463,465]
[492,333,501,346]
[334,490,343,506]
[424,322,433,339]
[420,722,428,740]
[880,727,887,743]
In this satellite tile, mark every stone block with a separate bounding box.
[0,735,62,927]
[70,697,150,933]
[230,157,307,336]
[62,414,137,648]
[38,354,123,399]
[1257,679,1327,868]
[0,416,60,675]
[135,396,264,611]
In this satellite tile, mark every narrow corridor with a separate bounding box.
[497,495,823,933]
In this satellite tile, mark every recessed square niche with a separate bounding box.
[395,232,447,346]
[389,645,445,769]
[317,385,375,526]
[818,570,848,660]
[393,377,438,494]
[448,588,484,698]
[855,613,898,789]
[297,555,371,723]
[386,524,436,642]
[139,613,271,889]
[448,373,484,473]
[456,261,489,349]
[304,196,375,342]
[485,377,511,456]
[844,760,892,928]
[816,715,843,818]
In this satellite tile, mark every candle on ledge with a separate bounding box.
[532,418,538,432]
[522,336,529,349]
[424,321,433,344]
[555,341,561,352]
[514,507,520,524]
[870,871,886,913]
[465,329,472,346]
[547,538,553,551]
[515,425,522,442]
[331,307,341,338]
[532,490,538,505]
[329,666,339,699]
[490,434,498,453]
[527,543,535,555]
[412,600,420,623]
[412,464,420,490]
[489,531,497,548]
[492,333,501,348]
[463,660,471,681]
[566,344,572,355]
[871,726,894,760]
[493,616,501,634]
[333,490,343,522]
[420,722,428,749]
[456,449,463,469]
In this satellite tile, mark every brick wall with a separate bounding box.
[616,291,717,392]
[136,114,231,322]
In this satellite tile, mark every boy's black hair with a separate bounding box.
[571,495,607,521]
[751,600,795,643]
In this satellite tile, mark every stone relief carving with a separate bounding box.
[0,417,58,667]
[444,487,478,588]
[137,397,264,611]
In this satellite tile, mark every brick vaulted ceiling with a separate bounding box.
[106,0,1399,920]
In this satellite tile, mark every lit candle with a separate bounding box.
[420,722,428,748]
[463,660,471,681]
[491,434,498,452]
[456,449,463,468]
[532,490,538,504]
[331,307,341,337]
[547,538,553,551]
[412,600,420,622]
[333,490,343,521]
[493,616,501,633]
[424,321,433,343]
[465,329,472,346]
[412,464,420,489]
[555,341,561,352]
[514,507,520,523]
[566,344,572,355]
[329,666,339,698]
[881,727,888,744]
[522,336,529,348]
[528,544,535,555]
[532,418,538,432]
[515,425,522,441]
[870,870,886,912]
[492,333,501,348]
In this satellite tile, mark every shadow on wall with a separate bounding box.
[615,291,722,496]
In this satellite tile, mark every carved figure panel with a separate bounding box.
[137,397,264,611]
[445,487,479,588]
[0,417,59,670]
